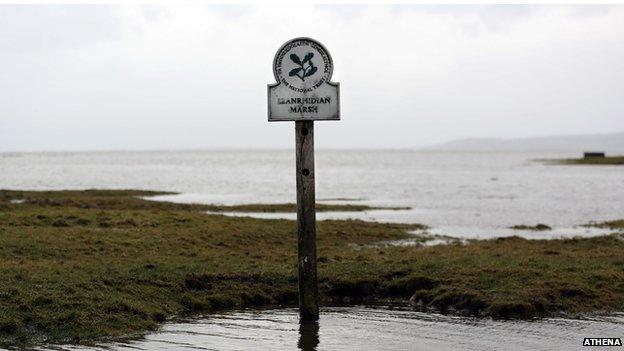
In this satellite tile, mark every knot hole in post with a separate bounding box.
[302,169,310,176]
[301,128,309,136]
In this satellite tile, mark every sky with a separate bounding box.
[1,4,623,151]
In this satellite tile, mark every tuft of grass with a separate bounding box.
[509,224,552,231]
[1,190,624,348]
[202,203,410,213]
[583,220,624,230]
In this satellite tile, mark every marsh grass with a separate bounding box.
[1,190,624,348]
[583,219,624,230]
[539,156,624,165]
[201,203,410,213]
[509,224,552,231]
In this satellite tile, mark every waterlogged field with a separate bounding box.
[1,190,624,348]
[2,150,624,238]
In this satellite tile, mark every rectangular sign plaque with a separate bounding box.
[268,37,340,121]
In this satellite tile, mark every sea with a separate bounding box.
[2,149,622,239]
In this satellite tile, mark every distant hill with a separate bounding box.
[426,132,624,153]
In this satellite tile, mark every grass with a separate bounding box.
[583,219,624,230]
[509,224,552,231]
[6,189,405,213]
[1,190,624,348]
[202,203,410,213]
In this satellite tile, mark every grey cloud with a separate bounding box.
[0,5,125,54]
[0,5,623,151]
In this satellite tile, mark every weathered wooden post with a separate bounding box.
[295,120,318,320]
[268,37,340,320]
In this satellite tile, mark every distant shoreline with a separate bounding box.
[537,155,624,165]
[425,131,624,153]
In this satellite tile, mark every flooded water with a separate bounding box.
[203,209,612,240]
[38,306,624,351]
[3,151,624,349]
[2,149,623,239]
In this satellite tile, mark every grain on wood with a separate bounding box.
[295,120,319,320]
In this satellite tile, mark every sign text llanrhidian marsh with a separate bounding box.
[268,37,340,121]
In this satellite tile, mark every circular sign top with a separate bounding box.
[273,37,334,94]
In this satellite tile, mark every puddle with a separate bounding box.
[38,306,624,351]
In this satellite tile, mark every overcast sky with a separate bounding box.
[1,5,623,151]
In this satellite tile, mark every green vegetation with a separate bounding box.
[509,224,552,231]
[3,189,403,213]
[202,203,410,213]
[1,190,624,348]
[541,156,624,165]
[583,219,624,230]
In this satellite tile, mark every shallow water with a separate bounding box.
[38,306,624,351]
[2,150,623,238]
[203,209,612,239]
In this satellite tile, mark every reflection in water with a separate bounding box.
[40,306,624,351]
[298,320,319,351]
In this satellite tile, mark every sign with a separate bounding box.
[268,37,340,121]
[267,37,341,321]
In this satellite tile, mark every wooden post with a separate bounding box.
[295,120,319,320]
[269,37,339,321]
